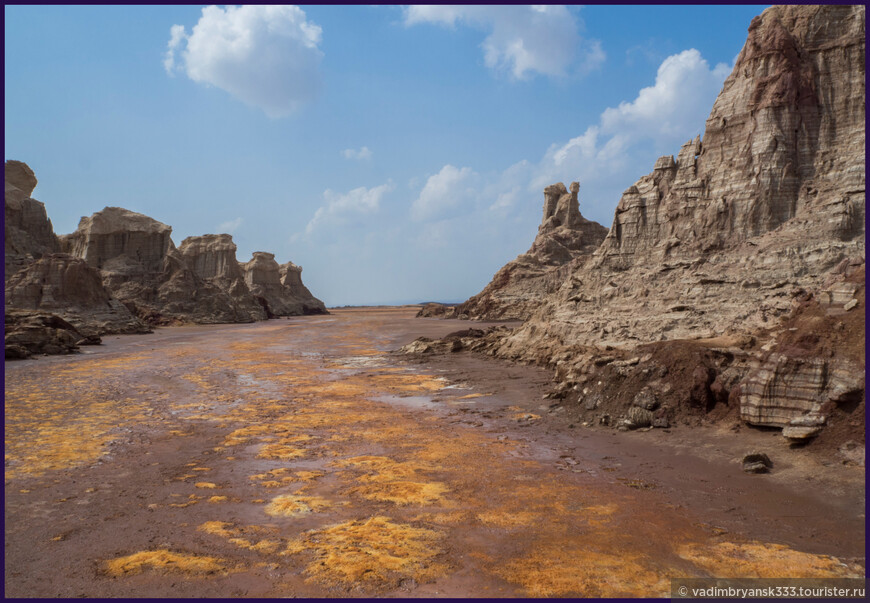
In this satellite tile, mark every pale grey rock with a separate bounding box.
[63,207,252,324]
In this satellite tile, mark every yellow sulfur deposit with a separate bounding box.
[104,550,225,576]
[264,494,331,517]
[284,516,447,587]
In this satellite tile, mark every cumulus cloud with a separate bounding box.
[404,5,603,79]
[218,217,243,234]
[165,5,323,117]
[406,48,731,235]
[410,165,479,221]
[600,49,731,137]
[529,48,730,195]
[341,146,372,161]
[305,181,395,234]
[163,24,186,75]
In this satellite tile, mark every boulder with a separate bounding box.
[742,452,773,474]
[4,310,89,359]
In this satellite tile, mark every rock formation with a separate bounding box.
[241,252,327,317]
[448,182,607,320]
[4,254,147,337]
[280,261,328,315]
[5,161,329,357]
[61,207,255,325]
[429,5,865,443]
[5,161,149,350]
[4,310,93,359]
[4,160,60,278]
[178,234,267,321]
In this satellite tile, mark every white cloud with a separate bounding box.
[403,47,731,237]
[410,165,478,221]
[163,24,186,75]
[529,48,730,197]
[404,5,603,79]
[601,49,731,137]
[341,146,372,161]
[218,217,243,234]
[305,181,395,234]
[165,5,323,117]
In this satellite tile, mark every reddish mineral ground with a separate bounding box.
[4,308,864,597]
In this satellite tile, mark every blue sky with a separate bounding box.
[5,5,768,306]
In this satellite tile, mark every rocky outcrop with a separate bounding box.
[62,207,253,325]
[241,252,327,316]
[5,161,329,357]
[4,254,147,337]
[490,5,864,350]
[437,5,864,442]
[4,310,95,359]
[5,160,61,279]
[450,182,607,320]
[280,261,328,315]
[178,234,267,321]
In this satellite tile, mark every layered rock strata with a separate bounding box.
[4,310,94,359]
[280,261,328,315]
[241,252,327,316]
[437,5,865,442]
[5,161,329,356]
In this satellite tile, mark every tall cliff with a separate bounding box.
[452,5,864,441]
[494,4,864,353]
[4,161,147,342]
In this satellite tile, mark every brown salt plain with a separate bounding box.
[4,307,865,597]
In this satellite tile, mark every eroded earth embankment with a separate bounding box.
[4,308,864,597]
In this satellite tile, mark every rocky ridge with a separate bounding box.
[411,5,865,449]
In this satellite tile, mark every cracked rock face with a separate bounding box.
[4,254,147,337]
[62,207,254,325]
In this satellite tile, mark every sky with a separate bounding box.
[5,4,768,306]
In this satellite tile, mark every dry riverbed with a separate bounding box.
[4,307,865,597]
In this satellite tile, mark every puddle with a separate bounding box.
[374,394,438,410]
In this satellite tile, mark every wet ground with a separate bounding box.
[4,307,865,597]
